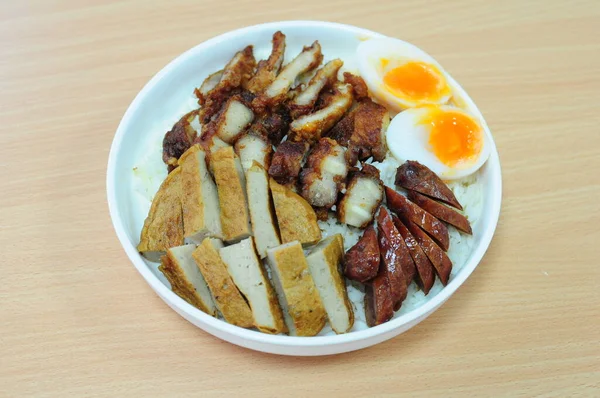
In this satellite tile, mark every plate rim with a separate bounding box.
[106,20,502,351]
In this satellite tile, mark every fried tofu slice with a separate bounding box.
[246,162,281,258]
[289,59,343,119]
[253,41,323,112]
[138,167,184,261]
[211,147,251,243]
[270,178,321,245]
[247,31,286,94]
[179,145,222,242]
[338,164,384,228]
[306,234,354,334]
[198,46,256,123]
[299,138,349,208]
[195,70,223,105]
[214,95,255,144]
[235,132,272,172]
[289,83,354,144]
[267,241,327,336]
[159,244,217,315]
[192,238,254,327]
[219,238,287,334]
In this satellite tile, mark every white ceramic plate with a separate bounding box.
[107,20,502,356]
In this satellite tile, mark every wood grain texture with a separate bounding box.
[1,0,599,396]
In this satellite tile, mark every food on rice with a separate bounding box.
[135,31,486,336]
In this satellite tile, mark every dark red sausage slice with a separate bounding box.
[385,187,450,251]
[377,208,410,310]
[407,191,472,235]
[395,161,462,210]
[343,225,380,283]
[392,215,435,295]
[403,219,453,286]
[364,272,394,327]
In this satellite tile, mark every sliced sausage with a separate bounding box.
[392,215,435,295]
[403,219,453,286]
[343,225,380,283]
[364,272,394,327]
[395,161,462,210]
[407,191,472,234]
[385,186,450,251]
[377,208,409,310]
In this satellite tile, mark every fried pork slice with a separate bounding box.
[211,147,251,243]
[306,234,354,334]
[246,162,281,258]
[346,99,390,165]
[253,41,323,112]
[403,219,452,286]
[338,163,384,228]
[159,244,217,315]
[199,46,256,123]
[343,225,380,283]
[385,186,450,251]
[192,238,254,327]
[267,241,327,336]
[195,70,223,105]
[179,145,222,242]
[213,94,254,144]
[248,109,291,145]
[268,140,309,186]
[392,216,435,295]
[343,72,369,100]
[395,161,462,210]
[270,178,321,245]
[299,138,348,208]
[365,270,394,327]
[138,167,184,261]
[289,83,353,144]
[377,208,409,311]
[407,191,472,234]
[246,31,286,94]
[220,238,287,334]
[235,132,272,172]
[162,110,199,171]
[289,59,343,119]
[326,106,356,147]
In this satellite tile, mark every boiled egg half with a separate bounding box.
[386,105,490,179]
[357,38,452,112]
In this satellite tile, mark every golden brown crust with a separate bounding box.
[246,31,286,94]
[337,165,384,228]
[199,46,256,123]
[269,242,327,336]
[288,83,353,144]
[137,167,184,261]
[343,72,369,100]
[346,99,389,165]
[268,140,309,185]
[270,178,321,245]
[192,239,254,327]
[162,110,199,170]
[211,147,251,242]
[289,59,343,119]
[308,235,354,334]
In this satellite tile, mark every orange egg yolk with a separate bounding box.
[383,61,445,100]
[422,109,483,167]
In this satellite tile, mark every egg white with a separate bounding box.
[357,38,452,112]
[386,106,491,180]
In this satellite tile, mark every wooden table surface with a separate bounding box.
[2,0,599,396]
